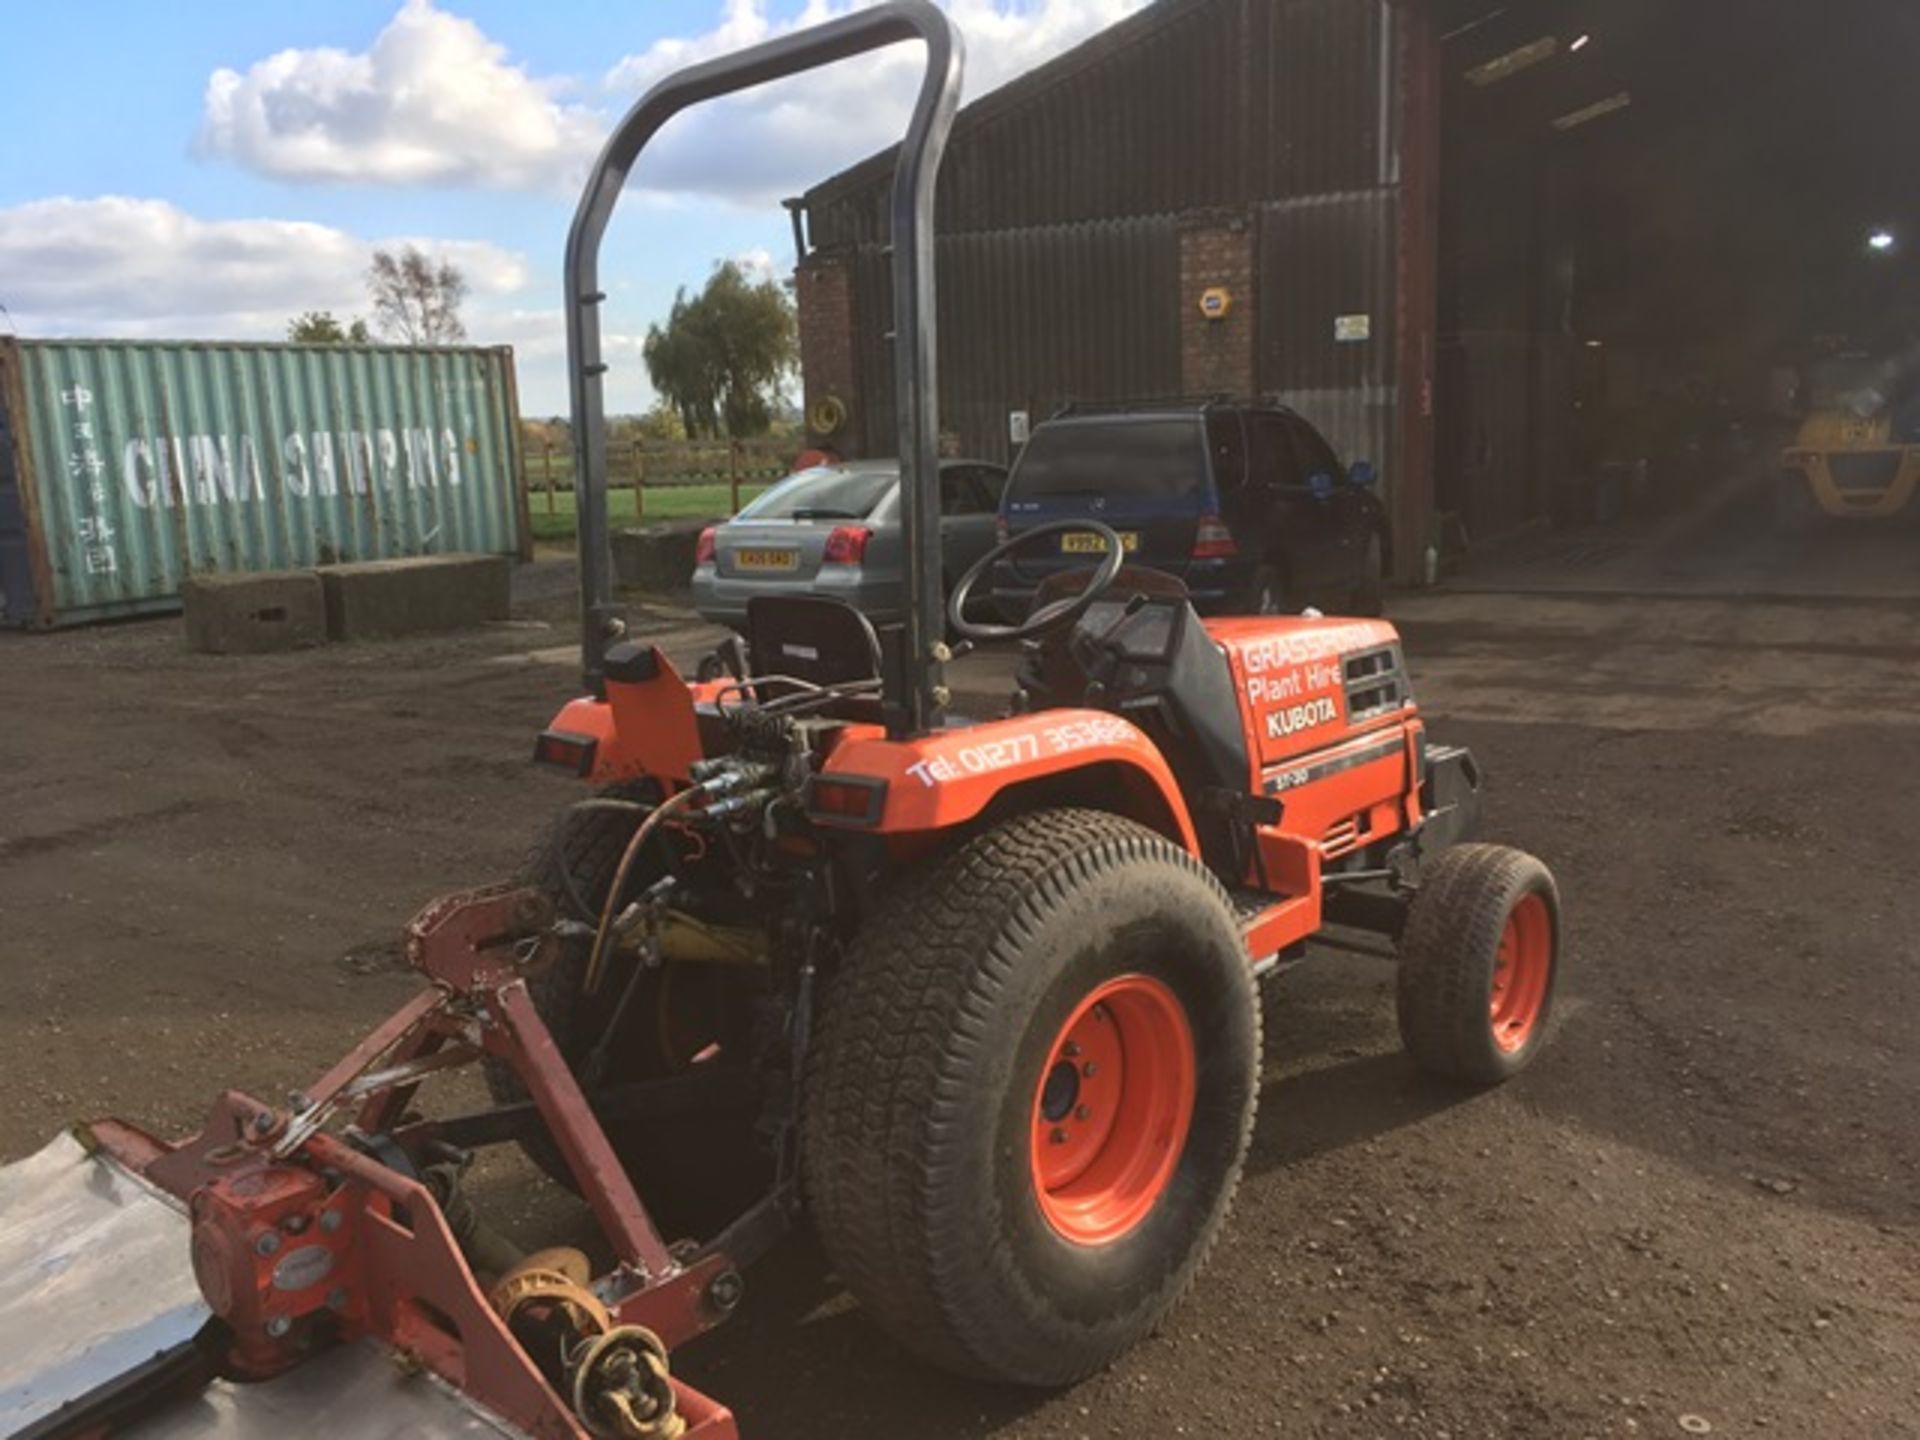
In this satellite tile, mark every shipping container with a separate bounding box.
[0,338,528,628]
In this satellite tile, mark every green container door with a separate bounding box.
[0,338,526,627]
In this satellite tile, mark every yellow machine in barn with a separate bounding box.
[1779,348,1920,521]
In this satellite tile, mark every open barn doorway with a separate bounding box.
[1431,0,1920,595]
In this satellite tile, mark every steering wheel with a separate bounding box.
[947,519,1128,643]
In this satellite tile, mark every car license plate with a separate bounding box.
[734,548,799,572]
[1059,530,1139,554]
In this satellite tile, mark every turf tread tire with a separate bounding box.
[1396,843,1560,1086]
[802,807,1259,1386]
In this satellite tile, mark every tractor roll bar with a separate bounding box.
[565,1,963,736]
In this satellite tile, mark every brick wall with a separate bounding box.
[1179,216,1256,398]
[795,253,859,455]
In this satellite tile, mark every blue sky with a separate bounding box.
[0,0,1146,415]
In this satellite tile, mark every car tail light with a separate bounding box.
[994,515,1010,545]
[822,525,872,565]
[695,526,717,565]
[1192,514,1238,560]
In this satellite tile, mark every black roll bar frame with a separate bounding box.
[564,1,962,737]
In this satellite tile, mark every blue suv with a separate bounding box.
[990,399,1389,619]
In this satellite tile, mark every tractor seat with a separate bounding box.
[1016,570,1251,795]
[743,595,886,721]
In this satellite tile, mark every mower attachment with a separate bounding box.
[0,1132,206,1436]
[3,886,742,1440]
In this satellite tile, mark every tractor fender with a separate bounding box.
[541,643,704,786]
[816,710,1200,854]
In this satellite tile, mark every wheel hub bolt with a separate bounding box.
[265,1315,292,1338]
[253,1230,281,1257]
[1074,1105,1091,1121]
[1062,1042,1081,1058]
[1082,1062,1098,1078]
[1049,1127,1069,1145]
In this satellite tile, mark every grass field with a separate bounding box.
[525,483,771,541]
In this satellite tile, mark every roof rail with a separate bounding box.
[1253,392,1305,416]
[1050,393,1233,419]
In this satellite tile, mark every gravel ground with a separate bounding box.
[2,497,1915,1439]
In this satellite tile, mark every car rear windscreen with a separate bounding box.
[1005,420,1204,502]
[738,466,896,520]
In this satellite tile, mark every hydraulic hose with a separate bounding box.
[582,786,705,995]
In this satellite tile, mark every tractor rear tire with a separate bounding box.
[484,787,767,1240]
[802,808,1260,1387]
[1395,843,1561,1085]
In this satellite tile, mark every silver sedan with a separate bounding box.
[691,458,1008,629]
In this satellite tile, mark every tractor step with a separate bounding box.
[1230,888,1310,978]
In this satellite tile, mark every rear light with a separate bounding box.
[806,774,888,826]
[994,515,1010,544]
[695,526,717,565]
[532,728,598,776]
[822,525,872,565]
[1192,514,1238,560]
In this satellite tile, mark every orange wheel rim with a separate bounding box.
[1030,974,1196,1245]
[1488,892,1552,1053]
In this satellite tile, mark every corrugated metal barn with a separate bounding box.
[796,0,1437,578]
[795,0,1919,581]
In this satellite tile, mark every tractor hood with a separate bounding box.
[1203,616,1409,769]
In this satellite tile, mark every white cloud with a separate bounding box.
[0,196,526,340]
[0,196,660,415]
[196,0,1148,202]
[606,0,1152,204]
[199,0,601,191]
[730,246,779,283]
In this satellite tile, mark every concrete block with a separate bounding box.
[611,522,707,592]
[319,553,511,641]
[182,571,327,654]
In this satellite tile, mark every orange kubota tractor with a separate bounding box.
[1,7,1562,1438]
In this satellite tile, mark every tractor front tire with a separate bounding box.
[1396,843,1561,1085]
[802,808,1260,1387]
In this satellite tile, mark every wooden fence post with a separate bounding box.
[633,441,645,521]
[729,439,742,514]
[543,441,555,515]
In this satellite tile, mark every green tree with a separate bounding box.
[287,310,371,344]
[367,246,468,345]
[633,399,686,442]
[643,260,796,438]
